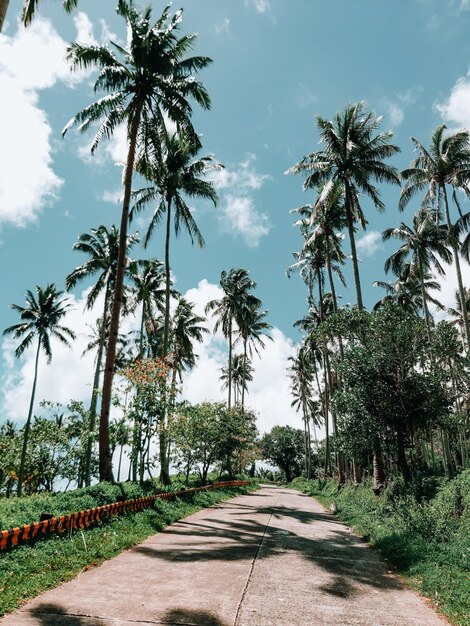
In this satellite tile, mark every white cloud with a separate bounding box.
[0,13,109,227]
[245,0,271,13]
[102,189,123,205]
[436,75,470,129]
[430,257,470,322]
[382,100,405,127]
[212,155,272,247]
[357,231,382,257]
[215,17,230,37]
[222,195,271,248]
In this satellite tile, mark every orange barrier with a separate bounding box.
[0,480,250,551]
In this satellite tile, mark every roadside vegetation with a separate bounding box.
[0,481,256,617]
[290,473,470,626]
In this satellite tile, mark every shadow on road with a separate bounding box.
[134,488,403,599]
[164,608,229,625]
[30,603,106,625]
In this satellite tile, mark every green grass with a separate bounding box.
[0,484,256,617]
[290,473,470,626]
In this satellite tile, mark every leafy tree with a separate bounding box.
[3,285,75,496]
[260,425,306,482]
[172,402,258,484]
[63,1,212,481]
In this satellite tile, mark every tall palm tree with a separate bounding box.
[287,102,400,309]
[63,1,212,481]
[382,208,452,340]
[3,285,75,496]
[66,225,138,486]
[400,125,470,349]
[235,303,272,411]
[170,297,208,381]
[373,264,443,317]
[127,258,166,358]
[220,354,253,406]
[446,287,470,348]
[132,131,221,361]
[205,269,260,409]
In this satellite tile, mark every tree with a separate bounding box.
[260,425,306,483]
[382,208,451,340]
[400,125,470,349]
[220,353,253,406]
[63,1,212,481]
[132,131,220,361]
[206,269,260,409]
[3,285,75,496]
[0,0,78,33]
[287,102,400,309]
[66,225,138,486]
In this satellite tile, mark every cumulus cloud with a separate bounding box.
[436,75,470,129]
[245,0,271,13]
[357,231,382,257]
[0,13,113,227]
[429,257,470,322]
[212,155,272,247]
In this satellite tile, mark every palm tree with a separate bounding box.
[400,125,470,349]
[373,264,443,317]
[63,1,212,481]
[287,102,400,309]
[132,131,221,361]
[235,303,272,411]
[171,297,208,381]
[0,0,78,32]
[205,269,260,409]
[3,285,75,496]
[446,287,470,348]
[382,208,452,340]
[66,225,138,486]
[220,353,253,406]
[127,258,166,358]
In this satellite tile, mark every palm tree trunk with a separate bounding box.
[163,196,173,358]
[85,284,110,486]
[345,183,364,310]
[227,317,233,409]
[0,0,10,33]
[442,186,470,351]
[241,338,247,412]
[17,339,41,496]
[99,99,143,482]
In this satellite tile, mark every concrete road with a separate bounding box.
[0,486,447,626]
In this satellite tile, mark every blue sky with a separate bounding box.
[1,0,470,433]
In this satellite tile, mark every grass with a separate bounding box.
[0,484,256,617]
[290,472,470,626]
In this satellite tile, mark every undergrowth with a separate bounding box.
[290,470,470,626]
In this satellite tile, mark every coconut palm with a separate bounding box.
[235,303,272,410]
[446,288,470,348]
[66,225,138,486]
[63,1,212,481]
[373,264,443,317]
[400,125,470,349]
[382,208,452,339]
[220,354,253,406]
[206,269,260,409]
[132,131,221,361]
[4,285,75,496]
[0,0,77,32]
[127,258,166,358]
[170,297,208,381]
[287,102,400,309]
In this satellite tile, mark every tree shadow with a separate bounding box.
[29,603,106,625]
[133,494,404,599]
[164,608,229,625]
